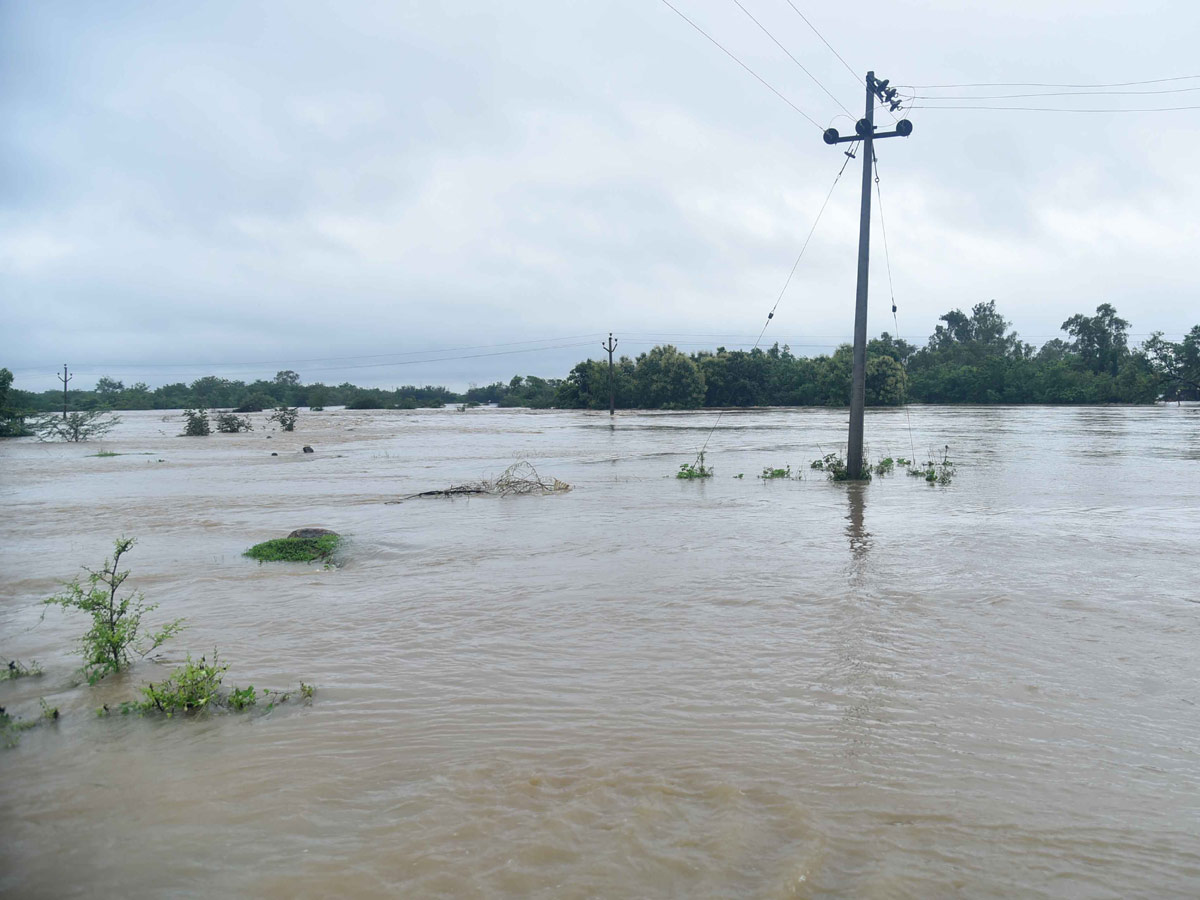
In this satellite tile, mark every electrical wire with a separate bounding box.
[910,103,1200,113]
[901,75,1200,89]
[911,85,1200,100]
[780,0,860,86]
[657,0,824,130]
[871,151,916,462]
[695,145,857,460]
[728,0,854,117]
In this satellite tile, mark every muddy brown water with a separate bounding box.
[2,405,1199,898]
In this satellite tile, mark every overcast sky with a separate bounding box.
[3,0,1198,391]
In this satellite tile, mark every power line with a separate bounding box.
[911,103,1200,113]
[728,0,853,117]
[911,85,1200,100]
[657,0,824,130]
[780,0,860,86]
[902,75,1200,89]
[696,148,856,458]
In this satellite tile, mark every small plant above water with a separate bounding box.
[5,659,43,680]
[44,537,184,684]
[214,412,253,433]
[810,452,869,482]
[676,451,714,480]
[906,447,956,484]
[759,465,795,480]
[100,649,315,718]
[873,457,895,476]
[245,533,341,563]
[181,408,210,436]
[269,406,299,431]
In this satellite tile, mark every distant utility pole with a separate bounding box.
[58,363,72,420]
[602,333,619,415]
[822,72,912,480]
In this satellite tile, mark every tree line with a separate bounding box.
[3,303,1198,430]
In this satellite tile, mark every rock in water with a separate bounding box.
[302,446,314,453]
[287,527,339,539]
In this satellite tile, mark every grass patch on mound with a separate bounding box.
[244,534,340,563]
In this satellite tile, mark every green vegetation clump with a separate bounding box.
[810,452,871,482]
[759,465,793,480]
[269,406,298,431]
[33,410,121,442]
[244,534,340,563]
[214,412,252,433]
[44,538,183,684]
[873,457,895,476]
[99,650,312,718]
[139,652,226,716]
[5,659,43,680]
[676,451,714,479]
[906,448,956,484]
[181,408,210,436]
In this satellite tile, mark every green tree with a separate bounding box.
[1061,303,1130,375]
[633,345,706,409]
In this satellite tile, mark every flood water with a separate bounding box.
[2,405,1199,898]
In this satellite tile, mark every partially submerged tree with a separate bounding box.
[44,537,183,683]
[32,409,121,442]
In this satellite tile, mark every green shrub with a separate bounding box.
[811,452,870,482]
[244,534,340,563]
[5,660,43,680]
[44,538,184,683]
[139,652,227,716]
[676,451,714,479]
[346,396,384,410]
[214,412,253,433]
[33,410,121,442]
[269,406,298,431]
[181,408,210,436]
[759,465,793,480]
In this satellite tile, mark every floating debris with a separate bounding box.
[390,461,570,503]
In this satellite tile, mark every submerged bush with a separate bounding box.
[905,447,956,484]
[181,408,210,436]
[676,451,714,480]
[759,465,794,480]
[269,406,298,431]
[44,537,183,683]
[214,412,253,433]
[244,534,340,563]
[32,410,121,442]
[113,650,312,718]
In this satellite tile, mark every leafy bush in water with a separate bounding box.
[269,406,298,431]
[234,393,274,413]
[905,448,956,484]
[214,412,253,433]
[181,408,210,436]
[676,451,713,479]
[139,652,226,716]
[759,465,793,480]
[346,396,385,410]
[244,534,340,563]
[44,537,183,683]
[32,410,121,442]
[810,452,870,482]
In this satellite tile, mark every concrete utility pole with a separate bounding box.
[601,333,619,415]
[58,363,72,420]
[822,72,912,479]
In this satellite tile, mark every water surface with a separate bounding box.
[2,405,1199,897]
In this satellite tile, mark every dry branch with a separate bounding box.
[388,461,571,503]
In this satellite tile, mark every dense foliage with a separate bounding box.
[4,304,1197,418]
